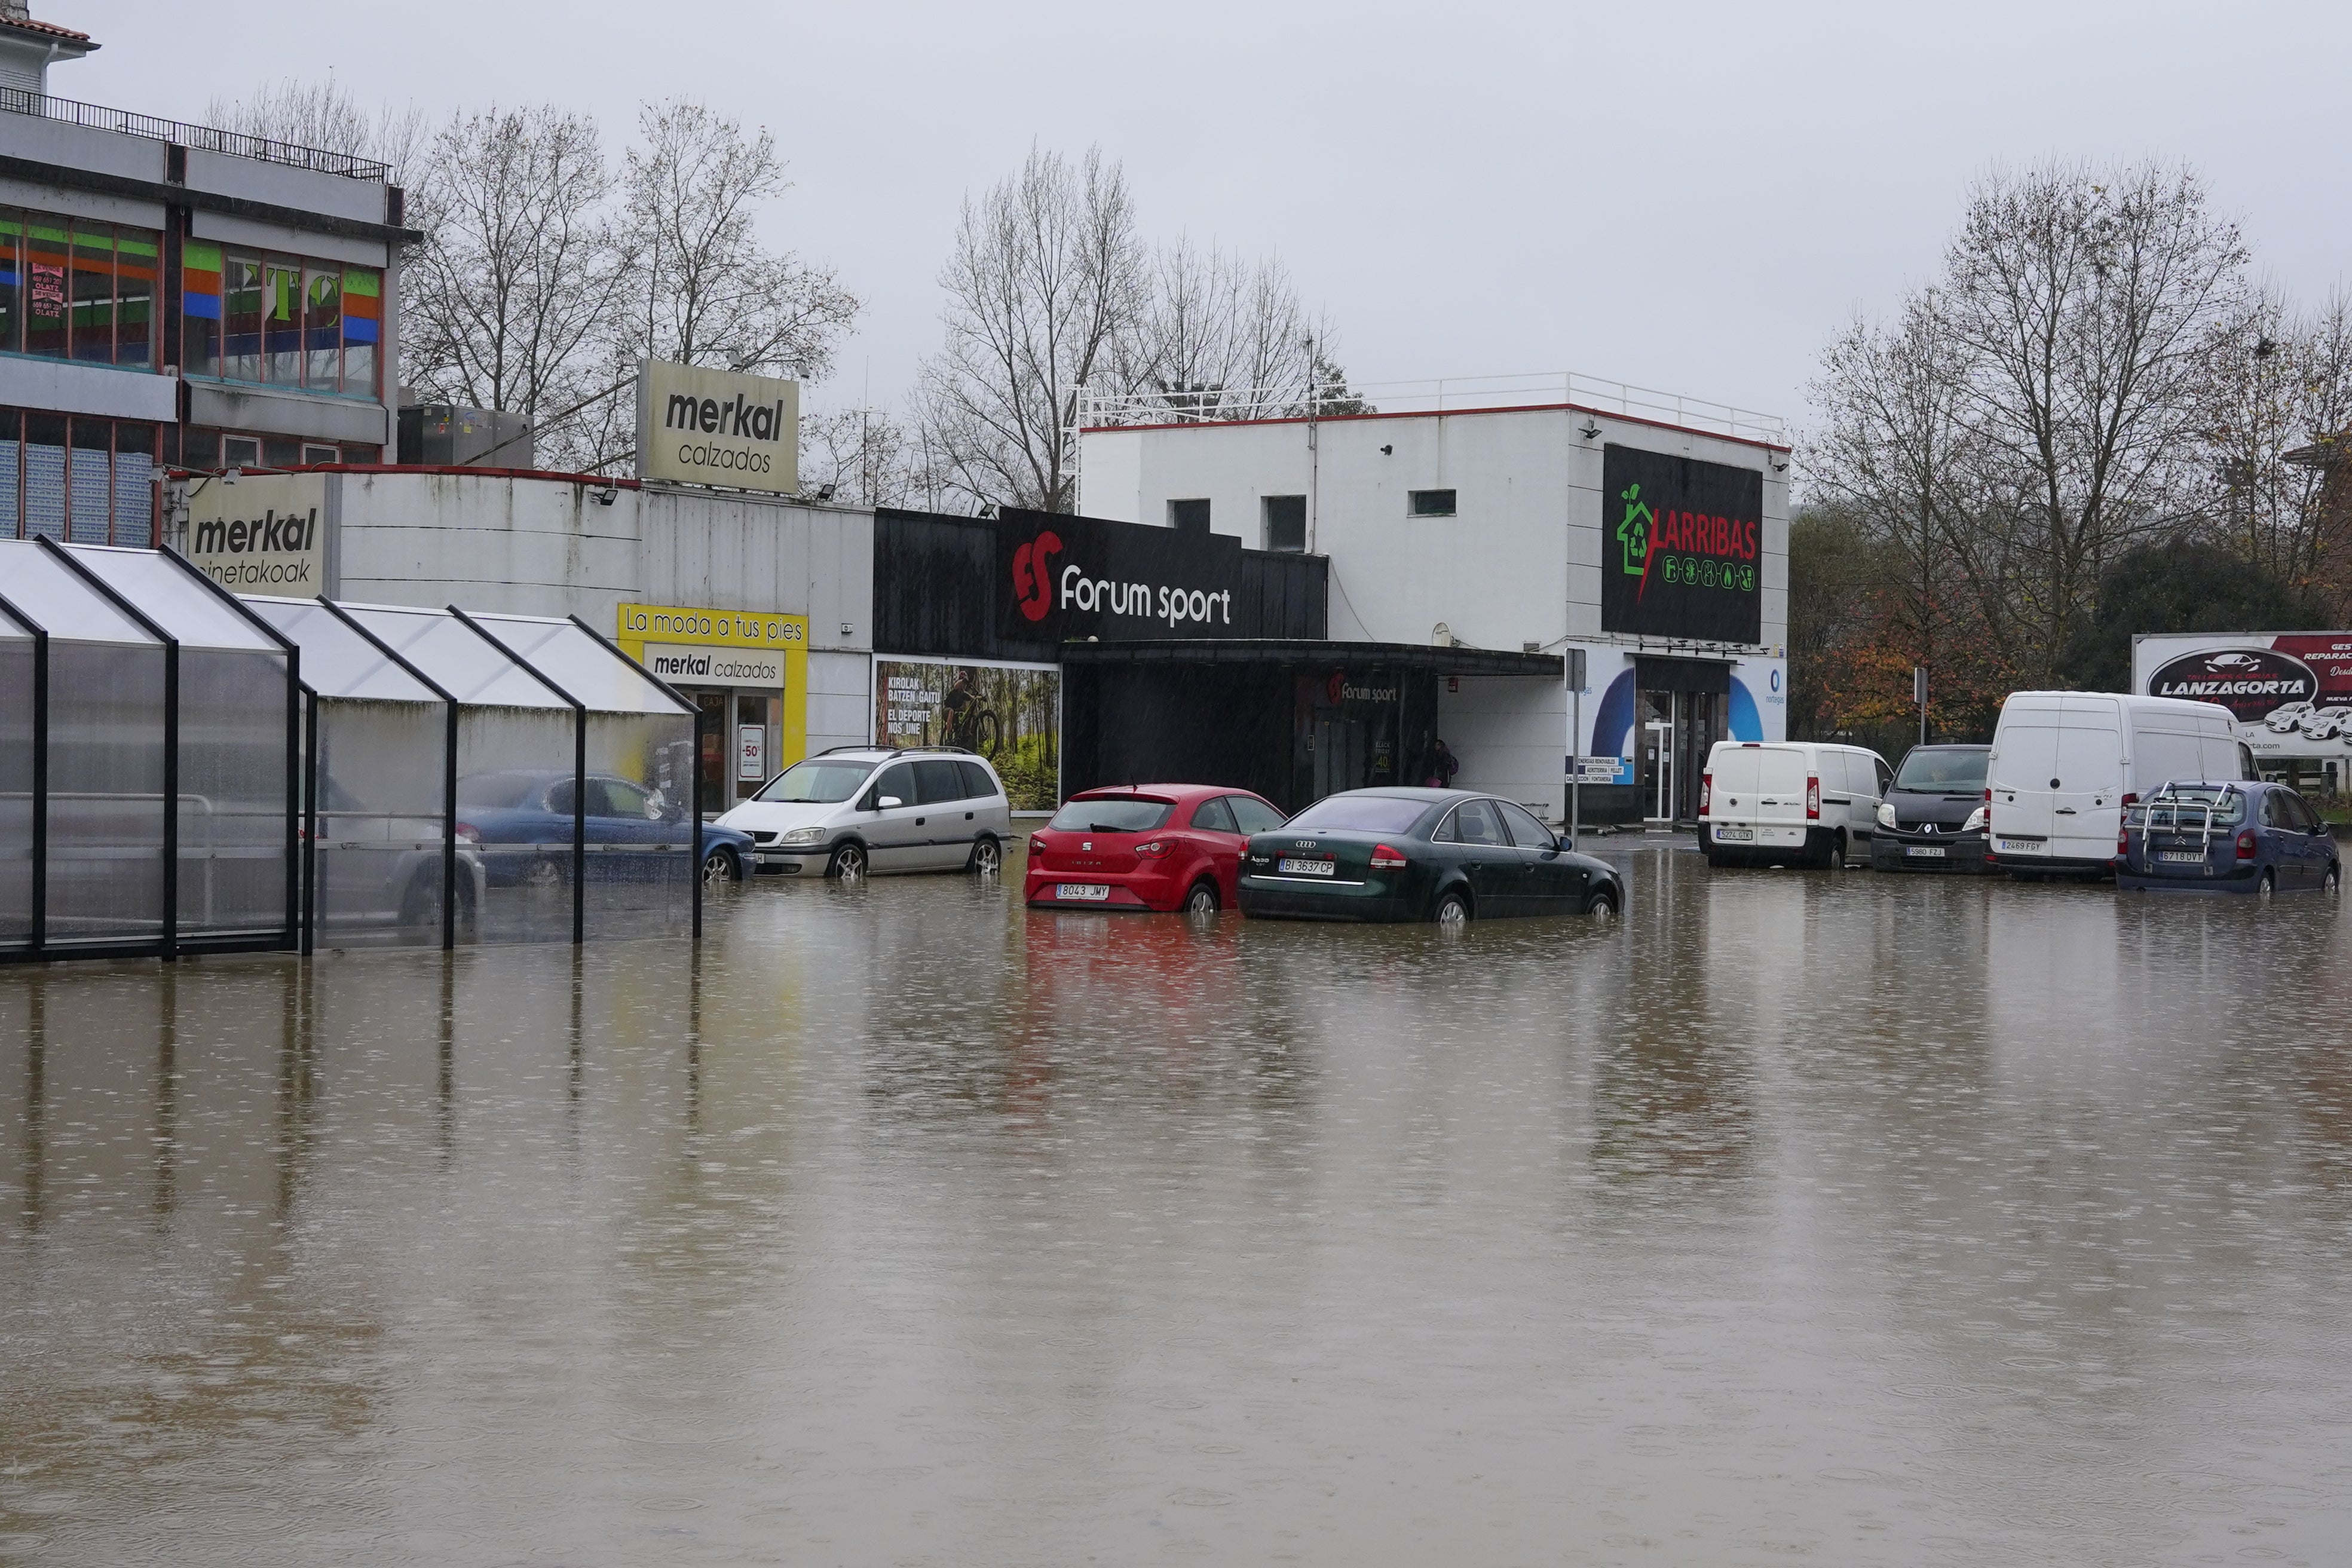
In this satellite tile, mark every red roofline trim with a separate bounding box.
[0,17,95,45]
[1082,400,1793,455]
[168,464,643,487]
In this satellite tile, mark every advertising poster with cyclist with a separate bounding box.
[875,659,1061,811]
[2135,630,2352,762]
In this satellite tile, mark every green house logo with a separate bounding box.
[1616,483,1652,576]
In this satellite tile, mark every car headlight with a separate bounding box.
[1963,806,1987,834]
[778,826,826,847]
[1876,801,1897,830]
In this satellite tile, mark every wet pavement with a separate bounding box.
[3,843,2350,1566]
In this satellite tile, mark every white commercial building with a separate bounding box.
[1077,374,1791,823]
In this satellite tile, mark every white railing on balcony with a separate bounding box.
[0,86,392,182]
[1077,370,1787,445]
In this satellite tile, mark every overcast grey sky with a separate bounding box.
[62,1,2352,434]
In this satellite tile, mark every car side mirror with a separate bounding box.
[876,795,904,810]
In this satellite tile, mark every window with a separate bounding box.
[0,408,157,542]
[23,218,71,358]
[302,444,341,467]
[956,761,1000,800]
[593,779,655,820]
[1497,800,1555,849]
[754,758,874,804]
[1285,795,1428,835]
[1189,796,1236,834]
[1262,495,1306,553]
[1047,797,1175,833]
[1438,800,1506,846]
[0,211,160,366]
[1169,497,1210,534]
[1408,488,1456,517]
[912,758,968,806]
[868,762,916,806]
[1229,796,1288,834]
[187,246,381,398]
[2259,792,2292,829]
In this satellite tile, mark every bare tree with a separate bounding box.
[917,145,1147,512]
[798,405,960,510]
[1940,161,2249,675]
[402,106,635,470]
[614,100,858,377]
[2198,286,2352,597]
[1811,160,2250,682]
[204,77,429,186]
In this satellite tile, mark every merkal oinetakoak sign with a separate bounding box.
[996,507,1259,643]
[1600,445,1764,644]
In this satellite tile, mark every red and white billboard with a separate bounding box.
[2134,631,2352,761]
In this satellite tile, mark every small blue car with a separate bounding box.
[456,769,755,885]
[2118,780,2341,898]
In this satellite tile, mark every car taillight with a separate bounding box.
[1135,840,1172,859]
[2235,829,2256,860]
[1805,776,1820,820]
[455,822,480,844]
[1029,835,1046,856]
[2121,792,2137,808]
[2117,823,2130,856]
[1370,844,1408,869]
[1699,772,1713,816]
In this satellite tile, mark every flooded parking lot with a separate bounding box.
[3,844,2350,1566]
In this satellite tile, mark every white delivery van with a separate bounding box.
[1699,741,1891,869]
[1985,692,2255,877]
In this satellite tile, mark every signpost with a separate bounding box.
[1913,664,1928,747]
[1566,648,1587,841]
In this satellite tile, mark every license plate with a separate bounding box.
[1714,827,1754,842]
[1278,858,1337,876]
[1998,838,2048,855]
[2157,851,2204,864]
[1056,883,1110,901]
[1904,846,1947,858]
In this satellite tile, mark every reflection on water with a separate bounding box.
[3,849,2350,1565]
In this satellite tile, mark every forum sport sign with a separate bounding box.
[1600,445,1764,645]
[996,507,1267,643]
[635,359,799,495]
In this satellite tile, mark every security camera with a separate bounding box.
[1579,418,1602,440]
[222,467,241,485]
[1379,443,1394,456]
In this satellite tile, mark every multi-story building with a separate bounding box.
[0,2,408,544]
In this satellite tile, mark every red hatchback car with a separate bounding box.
[1025,785,1290,914]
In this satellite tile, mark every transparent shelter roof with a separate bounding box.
[244,598,444,705]
[62,544,281,653]
[0,539,161,645]
[339,604,572,710]
[472,613,688,716]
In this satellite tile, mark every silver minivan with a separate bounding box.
[715,746,1015,879]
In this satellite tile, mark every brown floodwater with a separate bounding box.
[3,844,2350,1566]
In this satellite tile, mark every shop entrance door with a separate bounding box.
[1642,718,1674,822]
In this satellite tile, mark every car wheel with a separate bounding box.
[400,870,445,929]
[1702,846,1725,868]
[700,846,739,884]
[2257,868,2276,901]
[1183,879,1220,915]
[826,842,866,881]
[523,856,565,891]
[2324,862,2341,897]
[1434,890,1471,931]
[967,836,1002,877]
[1585,886,1619,920]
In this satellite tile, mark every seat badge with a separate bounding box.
[1082,841,1092,851]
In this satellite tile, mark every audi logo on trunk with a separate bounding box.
[2148,647,2316,721]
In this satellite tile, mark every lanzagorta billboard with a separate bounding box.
[635,359,799,495]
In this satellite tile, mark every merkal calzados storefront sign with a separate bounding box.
[183,471,332,591]
[635,359,800,495]
[997,507,1264,642]
[1600,445,1764,645]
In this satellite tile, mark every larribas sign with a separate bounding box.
[1599,445,1765,645]
[635,359,800,495]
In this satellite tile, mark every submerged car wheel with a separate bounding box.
[1434,890,1471,931]
[826,842,867,880]
[701,846,739,883]
[523,856,566,891]
[2324,863,2342,897]
[1183,879,1220,915]
[2257,869,2277,901]
[1820,831,1846,872]
[1585,886,1619,920]
[968,836,1002,877]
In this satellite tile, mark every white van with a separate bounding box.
[1986,692,2255,877]
[1699,741,1891,869]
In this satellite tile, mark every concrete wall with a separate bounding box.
[334,471,643,618]
[808,649,872,754]
[636,486,872,659]
[0,354,178,422]
[1438,675,1569,822]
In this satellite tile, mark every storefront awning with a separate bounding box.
[1059,639,1564,678]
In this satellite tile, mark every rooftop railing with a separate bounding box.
[1079,370,1788,445]
[0,85,392,182]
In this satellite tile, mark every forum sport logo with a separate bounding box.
[1615,483,1758,598]
[1011,530,1062,622]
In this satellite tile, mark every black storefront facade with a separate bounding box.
[872,508,1561,813]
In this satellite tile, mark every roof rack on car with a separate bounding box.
[814,743,982,760]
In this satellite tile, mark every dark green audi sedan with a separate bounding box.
[1237,788,1623,927]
